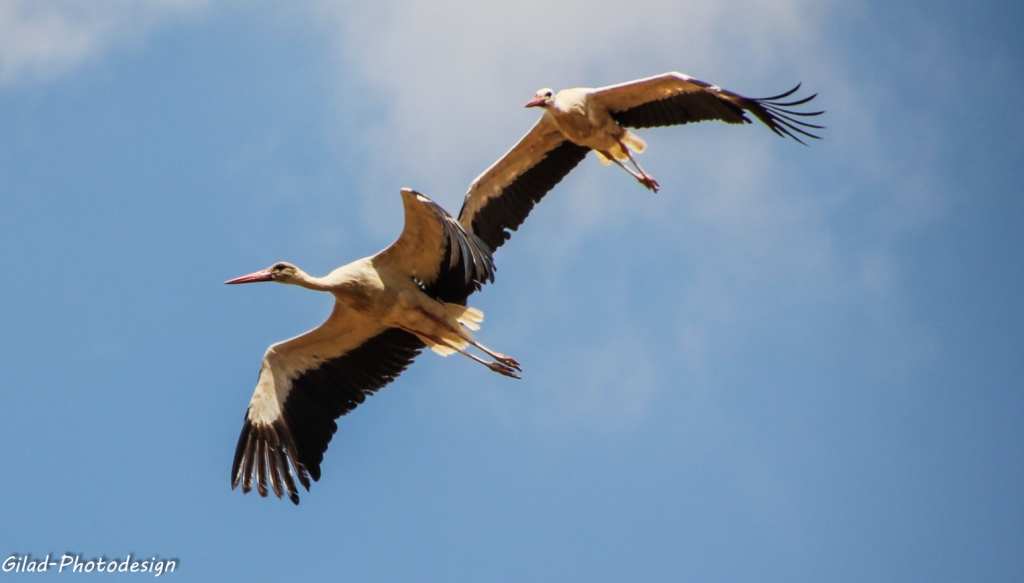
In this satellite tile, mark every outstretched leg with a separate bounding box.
[600,149,660,192]
[619,141,659,192]
[407,327,521,379]
[405,307,522,378]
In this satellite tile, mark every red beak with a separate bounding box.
[224,270,274,284]
[524,96,547,108]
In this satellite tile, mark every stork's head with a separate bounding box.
[525,88,554,108]
[225,262,300,285]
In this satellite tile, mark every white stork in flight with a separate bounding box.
[459,72,823,250]
[227,188,517,504]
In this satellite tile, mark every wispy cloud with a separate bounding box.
[1,0,961,425]
[313,0,831,206]
[0,0,207,85]
[292,0,965,424]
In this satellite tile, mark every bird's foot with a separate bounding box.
[470,339,523,372]
[639,175,660,193]
[487,361,521,379]
[493,353,522,372]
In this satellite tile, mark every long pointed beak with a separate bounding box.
[524,96,547,108]
[225,270,274,284]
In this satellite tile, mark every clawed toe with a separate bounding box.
[639,176,660,192]
[461,340,521,378]
[496,355,521,371]
[488,362,521,379]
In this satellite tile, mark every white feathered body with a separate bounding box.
[544,88,646,165]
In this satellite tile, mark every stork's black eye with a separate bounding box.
[545,91,552,98]
[272,263,287,271]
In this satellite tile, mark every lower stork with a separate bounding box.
[227,188,515,504]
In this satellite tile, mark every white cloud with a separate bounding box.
[292,0,960,424]
[0,0,207,85]
[313,0,833,207]
[9,0,952,426]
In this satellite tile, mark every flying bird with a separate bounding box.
[227,188,517,504]
[460,72,823,251]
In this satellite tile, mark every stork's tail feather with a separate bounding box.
[417,303,484,356]
[454,306,484,331]
[622,131,646,153]
[425,340,461,357]
[418,326,469,356]
[594,150,614,166]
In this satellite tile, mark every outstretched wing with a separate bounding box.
[376,188,495,292]
[459,116,590,252]
[590,72,824,144]
[231,301,424,504]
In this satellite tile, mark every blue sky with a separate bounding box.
[1,0,1021,581]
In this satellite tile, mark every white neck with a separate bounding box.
[288,269,333,292]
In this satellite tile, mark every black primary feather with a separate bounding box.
[611,82,824,145]
[462,140,590,253]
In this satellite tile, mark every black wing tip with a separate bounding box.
[756,82,803,102]
[230,414,252,489]
[748,82,825,144]
[231,415,306,505]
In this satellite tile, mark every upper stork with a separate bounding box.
[459,72,823,251]
[227,188,516,504]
